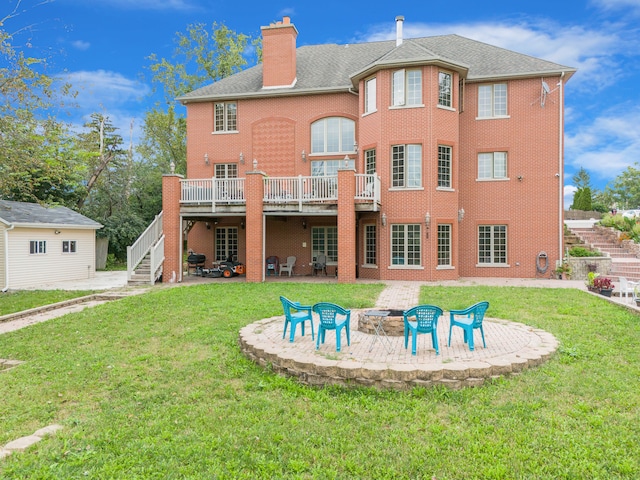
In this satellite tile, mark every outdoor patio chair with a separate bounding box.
[619,277,639,303]
[403,305,443,355]
[279,256,296,277]
[280,296,314,343]
[448,301,490,351]
[266,256,279,276]
[312,254,327,276]
[312,302,351,352]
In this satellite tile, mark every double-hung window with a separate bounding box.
[311,117,355,154]
[29,240,46,255]
[478,225,507,265]
[365,149,376,174]
[438,145,452,188]
[364,77,377,114]
[438,72,452,107]
[391,224,421,266]
[214,102,237,132]
[478,84,507,118]
[392,144,422,188]
[62,240,77,253]
[437,224,452,267]
[478,152,507,180]
[364,224,377,266]
[215,163,238,179]
[215,227,238,262]
[312,226,338,262]
[392,69,422,106]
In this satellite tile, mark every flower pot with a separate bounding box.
[599,289,613,297]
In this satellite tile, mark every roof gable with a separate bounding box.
[0,200,102,229]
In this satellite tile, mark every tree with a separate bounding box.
[572,167,592,191]
[570,167,594,211]
[605,163,640,210]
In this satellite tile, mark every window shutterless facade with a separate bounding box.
[364,77,377,114]
[364,224,377,265]
[215,227,238,261]
[215,163,238,178]
[478,152,507,179]
[438,71,452,107]
[392,144,422,188]
[29,240,46,255]
[312,226,338,262]
[437,224,451,266]
[214,102,237,132]
[311,117,355,154]
[392,69,422,106]
[391,224,421,266]
[478,225,507,265]
[438,145,452,188]
[62,240,77,253]
[478,84,507,118]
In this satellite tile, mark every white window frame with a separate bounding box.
[214,102,237,132]
[62,240,77,254]
[365,149,376,175]
[215,163,238,179]
[478,152,507,180]
[215,227,238,262]
[29,240,46,255]
[437,145,452,189]
[310,117,356,155]
[391,144,422,188]
[312,226,338,263]
[364,77,377,114]
[438,71,452,108]
[390,224,422,267]
[478,225,508,265]
[478,84,508,118]
[392,69,422,107]
[363,224,377,266]
[437,224,452,267]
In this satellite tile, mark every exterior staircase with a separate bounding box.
[568,226,640,282]
[127,212,164,286]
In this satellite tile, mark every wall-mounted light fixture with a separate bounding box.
[354,141,358,153]
[204,153,209,165]
[301,150,306,162]
[205,222,211,230]
[239,152,245,164]
[344,154,350,168]
[381,213,387,226]
[302,219,307,229]
[240,221,245,229]
[517,175,523,182]
[253,159,258,171]
[54,230,61,235]
[458,208,465,222]
[425,212,431,229]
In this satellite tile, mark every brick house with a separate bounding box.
[156,16,576,284]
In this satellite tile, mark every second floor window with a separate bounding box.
[438,72,452,107]
[365,149,376,174]
[311,117,355,154]
[392,144,422,188]
[478,152,507,180]
[392,69,422,106]
[214,102,237,132]
[438,145,452,188]
[365,77,377,114]
[478,84,507,118]
[215,163,238,178]
[311,159,354,177]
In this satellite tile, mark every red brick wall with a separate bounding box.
[161,174,182,283]
[261,17,297,88]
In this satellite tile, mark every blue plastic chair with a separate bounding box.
[403,305,443,355]
[312,302,351,352]
[448,301,490,351]
[280,296,314,343]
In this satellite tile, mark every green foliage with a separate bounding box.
[571,186,592,211]
[0,290,93,316]
[2,284,640,477]
[600,213,640,242]
[99,211,149,260]
[568,246,601,257]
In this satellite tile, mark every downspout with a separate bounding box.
[558,71,566,264]
[2,224,15,292]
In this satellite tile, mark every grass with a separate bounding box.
[0,290,94,316]
[1,282,639,478]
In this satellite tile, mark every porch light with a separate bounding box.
[458,208,465,222]
[301,150,306,162]
[169,160,175,174]
[253,159,258,171]
[381,213,387,226]
[425,212,431,229]
[302,219,307,229]
[239,152,245,164]
[354,141,358,153]
[204,153,209,165]
[240,221,245,229]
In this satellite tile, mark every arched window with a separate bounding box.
[310,117,355,155]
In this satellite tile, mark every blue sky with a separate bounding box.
[8,0,640,206]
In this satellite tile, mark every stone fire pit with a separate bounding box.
[358,309,405,336]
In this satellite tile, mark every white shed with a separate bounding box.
[0,200,103,291]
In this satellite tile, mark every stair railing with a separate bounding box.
[127,212,163,281]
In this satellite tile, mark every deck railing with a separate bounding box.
[127,211,163,281]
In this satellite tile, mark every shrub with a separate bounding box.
[593,276,614,290]
[568,246,601,257]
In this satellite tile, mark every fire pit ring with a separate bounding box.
[358,309,405,336]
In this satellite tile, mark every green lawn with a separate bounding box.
[1,283,639,479]
[0,290,94,316]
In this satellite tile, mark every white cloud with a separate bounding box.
[591,0,640,13]
[71,40,90,51]
[93,0,199,10]
[564,185,578,207]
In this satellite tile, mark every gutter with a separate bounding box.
[2,224,14,292]
[559,71,566,264]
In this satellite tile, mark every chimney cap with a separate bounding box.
[395,15,405,21]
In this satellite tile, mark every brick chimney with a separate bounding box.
[261,16,298,88]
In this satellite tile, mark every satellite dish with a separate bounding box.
[542,81,551,94]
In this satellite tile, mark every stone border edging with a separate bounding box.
[0,424,63,460]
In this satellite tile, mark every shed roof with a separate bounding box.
[0,200,102,229]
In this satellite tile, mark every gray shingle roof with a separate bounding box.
[178,34,575,103]
[0,200,102,229]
